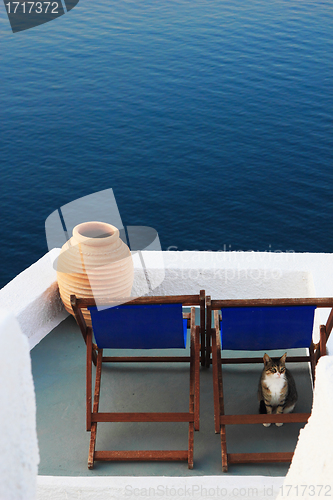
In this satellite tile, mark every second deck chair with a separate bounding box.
[71,291,205,469]
[206,296,333,472]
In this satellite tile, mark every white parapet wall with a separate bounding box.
[1,249,333,350]
[1,249,333,500]
[0,248,68,349]
[36,475,285,500]
[0,310,39,500]
[276,355,333,500]
[135,250,333,349]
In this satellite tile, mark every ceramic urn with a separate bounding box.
[57,221,134,323]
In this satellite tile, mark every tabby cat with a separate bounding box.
[258,353,298,427]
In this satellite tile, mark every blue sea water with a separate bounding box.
[0,0,333,288]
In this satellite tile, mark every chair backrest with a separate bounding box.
[71,291,205,350]
[207,297,333,353]
[89,303,187,349]
[219,305,316,350]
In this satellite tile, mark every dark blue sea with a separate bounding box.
[1,0,333,288]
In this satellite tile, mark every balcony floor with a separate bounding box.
[31,313,313,477]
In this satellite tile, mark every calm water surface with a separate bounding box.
[1,0,333,288]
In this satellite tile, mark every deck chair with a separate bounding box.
[206,296,333,472]
[71,291,205,469]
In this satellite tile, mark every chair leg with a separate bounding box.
[211,328,220,434]
[205,329,211,368]
[188,310,198,466]
[88,423,97,469]
[200,289,206,368]
[201,330,206,367]
[86,327,93,432]
[309,342,316,385]
[194,325,200,431]
[212,318,228,472]
[310,325,328,390]
[217,356,228,471]
[320,324,327,357]
[190,309,200,432]
[87,348,103,469]
[221,427,228,473]
[188,407,194,469]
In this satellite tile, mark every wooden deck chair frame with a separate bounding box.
[71,291,205,470]
[206,296,333,472]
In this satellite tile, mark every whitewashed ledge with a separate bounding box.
[1,249,333,351]
[1,249,333,500]
[0,248,68,349]
[36,475,285,500]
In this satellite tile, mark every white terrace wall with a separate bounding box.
[0,249,68,349]
[0,249,333,499]
[1,249,333,351]
[0,310,39,500]
[276,355,333,500]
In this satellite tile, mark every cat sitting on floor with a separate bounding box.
[258,353,298,427]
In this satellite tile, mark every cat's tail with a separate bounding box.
[259,400,267,414]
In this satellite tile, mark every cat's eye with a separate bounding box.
[280,367,285,373]
[271,368,277,373]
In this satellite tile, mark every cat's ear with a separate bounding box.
[280,352,287,364]
[263,353,271,365]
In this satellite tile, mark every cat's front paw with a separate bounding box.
[263,422,271,427]
[275,422,283,427]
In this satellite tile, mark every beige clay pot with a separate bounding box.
[57,221,134,324]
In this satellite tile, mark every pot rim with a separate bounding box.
[72,221,119,246]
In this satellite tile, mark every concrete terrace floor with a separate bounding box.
[31,312,313,478]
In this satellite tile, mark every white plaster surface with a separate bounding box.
[2,249,333,499]
[276,355,333,500]
[133,251,333,350]
[0,248,68,349]
[2,249,333,350]
[133,251,333,351]
[37,475,285,500]
[0,309,39,500]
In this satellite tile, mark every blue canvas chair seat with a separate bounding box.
[89,304,188,349]
[71,292,205,470]
[206,296,333,472]
[220,306,316,351]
